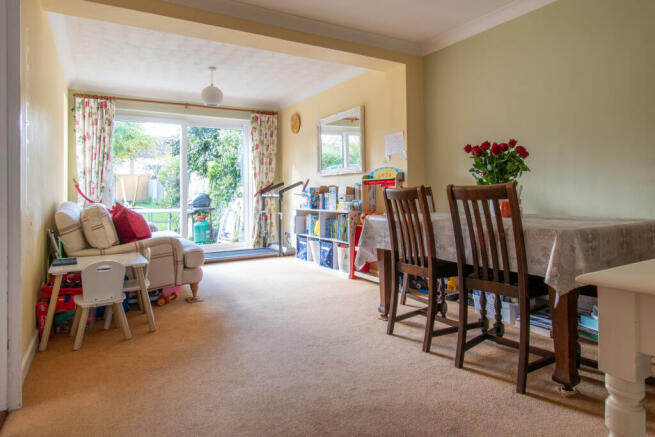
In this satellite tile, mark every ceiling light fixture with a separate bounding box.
[201,66,223,106]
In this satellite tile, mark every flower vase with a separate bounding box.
[499,200,511,217]
[499,184,522,218]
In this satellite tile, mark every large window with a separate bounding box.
[111,112,251,251]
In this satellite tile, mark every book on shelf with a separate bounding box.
[516,307,552,338]
[324,214,348,242]
[578,313,598,342]
[305,214,319,237]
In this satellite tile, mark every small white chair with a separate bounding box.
[70,261,131,350]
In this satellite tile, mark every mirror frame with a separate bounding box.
[316,105,365,176]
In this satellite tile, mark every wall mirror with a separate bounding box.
[317,105,364,176]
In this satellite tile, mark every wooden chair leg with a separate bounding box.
[70,307,81,337]
[104,305,113,330]
[438,278,448,318]
[455,289,468,368]
[400,274,409,305]
[73,307,89,351]
[113,303,132,340]
[493,293,504,337]
[386,273,400,335]
[479,291,488,334]
[517,296,530,394]
[423,282,437,353]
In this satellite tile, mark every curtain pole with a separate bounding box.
[72,93,277,116]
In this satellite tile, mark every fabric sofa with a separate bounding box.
[54,201,204,300]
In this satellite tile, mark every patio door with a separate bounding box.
[112,112,251,251]
[185,123,251,250]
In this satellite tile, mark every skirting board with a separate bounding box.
[21,330,38,384]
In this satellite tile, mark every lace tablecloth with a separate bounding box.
[355,213,655,296]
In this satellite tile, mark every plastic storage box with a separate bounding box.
[296,235,308,261]
[319,241,334,269]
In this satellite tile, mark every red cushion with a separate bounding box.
[111,203,152,244]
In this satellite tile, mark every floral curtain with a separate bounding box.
[251,113,278,247]
[75,96,115,204]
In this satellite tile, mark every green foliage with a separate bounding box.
[467,143,530,185]
[158,155,180,207]
[321,133,361,169]
[113,122,157,167]
[348,135,361,166]
[120,124,242,225]
[188,128,242,221]
[321,134,343,169]
[164,128,242,222]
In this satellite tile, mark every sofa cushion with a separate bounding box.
[111,203,152,244]
[54,202,88,255]
[81,203,119,249]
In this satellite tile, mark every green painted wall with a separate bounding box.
[424,0,655,217]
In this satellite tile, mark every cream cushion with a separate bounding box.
[80,204,119,249]
[54,202,88,255]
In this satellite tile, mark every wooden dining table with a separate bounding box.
[354,212,655,392]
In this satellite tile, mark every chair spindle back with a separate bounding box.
[446,183,528,289]
[383,186,436,270]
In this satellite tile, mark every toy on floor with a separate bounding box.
[158,285,183,306]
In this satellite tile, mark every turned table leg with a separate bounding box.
[605,374,646,437]
[597,287,653,437]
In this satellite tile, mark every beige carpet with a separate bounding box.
[3,258,655,436]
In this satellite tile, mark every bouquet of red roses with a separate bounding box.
[463,139,530,185]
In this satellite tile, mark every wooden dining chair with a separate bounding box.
[384,186,474,353]
[446,182,554,394]
[399,186,436,306]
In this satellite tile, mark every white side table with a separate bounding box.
[40,252,155,352]
[577,259,655,437]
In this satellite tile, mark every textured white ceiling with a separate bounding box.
[48,13,367,110]
[165,0,556,54]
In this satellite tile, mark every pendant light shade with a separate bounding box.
[201,66,223,106]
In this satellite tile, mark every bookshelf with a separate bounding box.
[294,208,359,273]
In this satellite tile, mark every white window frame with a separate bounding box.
[114,109,252,244]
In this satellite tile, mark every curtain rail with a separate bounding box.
[72,93,277,116]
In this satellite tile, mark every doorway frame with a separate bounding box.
[113,109,252,247]
[2,0,23,411]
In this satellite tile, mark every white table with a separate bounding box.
[39,252,155,352]
[577,259,655,437]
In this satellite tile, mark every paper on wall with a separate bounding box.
[385,131,406,160]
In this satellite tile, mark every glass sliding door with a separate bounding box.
[112,113,251,252]
[185,124,250,250]
[112,120,182,233]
